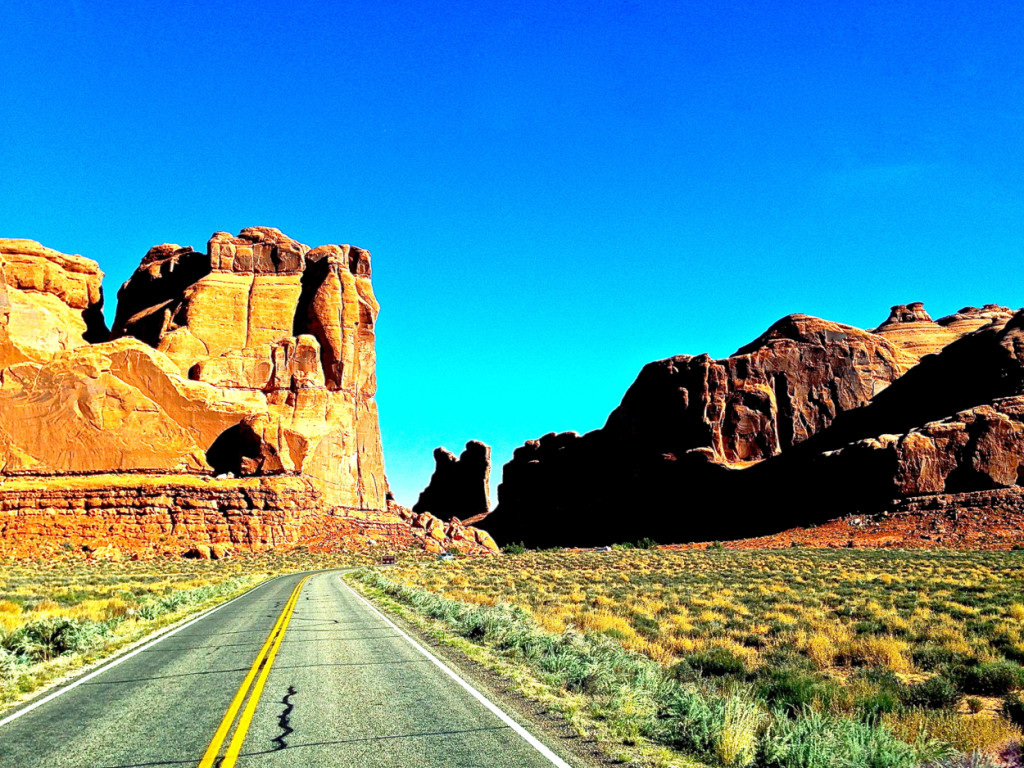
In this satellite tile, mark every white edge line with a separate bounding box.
[341,577,575,768]
[0,575,281,729]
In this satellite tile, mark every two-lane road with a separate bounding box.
[0,571,573,768]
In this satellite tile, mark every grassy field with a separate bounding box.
[361,548,1024,767]
[0,549,367,708]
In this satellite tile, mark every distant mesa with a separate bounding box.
[480,301,1024,550]
[414,441,491,522]
[0,230,498,558]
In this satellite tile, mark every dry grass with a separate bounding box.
[381,547,1024,759]
[883,709,1020,754]
[0,547,375,708]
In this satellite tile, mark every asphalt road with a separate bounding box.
[0,571,573,768]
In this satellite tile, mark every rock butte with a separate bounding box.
[0,230,497,558]
[482,303,1024,549]
[413,440,491,522]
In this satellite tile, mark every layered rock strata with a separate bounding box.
[872,302,1013,361]
[0,229,497,556]
[485,303,1024,548]
[413,441,491,520]
[0,475,496,558]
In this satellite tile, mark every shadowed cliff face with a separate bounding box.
[413,441,491,521]
[484,306,1024,548]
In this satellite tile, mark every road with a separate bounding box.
[0,571,574,768]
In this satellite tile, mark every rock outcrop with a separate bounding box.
[0,229,498,557]
[487,314,915,546]
[0,475,498,558]
[0,239,107,366]
[484,302,1024,548]
[872,302,1014,361]
[936,304,1014,337]
[102,227,384,509]
[872,302,959,359]
[606,314,916,466]
[413,441,491,520]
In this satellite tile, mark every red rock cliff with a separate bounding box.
[485,303,1024,548]
[0,230,498,556]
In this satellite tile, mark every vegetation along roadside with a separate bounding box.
[0,549,367,710]
[353,548,1024,767]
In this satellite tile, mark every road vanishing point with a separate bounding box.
[0,571,576,768]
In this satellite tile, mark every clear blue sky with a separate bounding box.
[2,1,1022,506]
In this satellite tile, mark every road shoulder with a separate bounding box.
[344,571,620,768]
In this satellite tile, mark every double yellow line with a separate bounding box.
[198,575,311,768]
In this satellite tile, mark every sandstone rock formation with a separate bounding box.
[872,302,1014,361]
[0,475,498,558]
[0,229,498,557]
[936,304,1014,337]
[488,313,916,546]
[413,441,491,520]
[103,227,384,509]
[872,302,959,359]
[484,302,1024,548]
[0,239,107,367]
[607,314,916,466]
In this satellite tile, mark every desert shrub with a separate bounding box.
[805,632,839,669]
[1000,692,1024,727]
[844,668,906,721]
[635,537,659,550]
[904,675,960,710]
[965,697,984,714]
[923,751,1006,768]
[0,616,103,662]
[845,634,913,674]
[852,666,905,691]
[686,646,749,678]
[658,684,718,754]
[757,667,824,714]
[856,686,903,721]
[0,645,24,677]
[759,709,925,768]
[761,646,817,673]
[914,644,966,671]
[658,686,762,767]
[631,613,660,639]
[951,660,1024,695]
[502,542,527,555]
[716,696,764,767]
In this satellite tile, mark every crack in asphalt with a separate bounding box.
[272,685,297,751]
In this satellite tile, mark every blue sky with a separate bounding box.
[2,1,1022,505]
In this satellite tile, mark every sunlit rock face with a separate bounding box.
[105,227,386,509]
[0,228,502,558]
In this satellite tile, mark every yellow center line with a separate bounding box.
[197,575,311,768]
[219,573,310,766]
